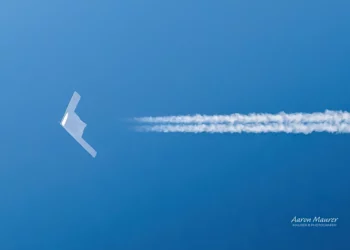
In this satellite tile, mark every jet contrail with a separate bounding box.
[135,110,350,124]
[134,110,350,134]
[137,123,350,134]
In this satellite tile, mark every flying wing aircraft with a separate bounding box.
[60,92,97,158]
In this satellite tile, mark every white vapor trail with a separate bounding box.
[135,110,350,124]
[134,110,350,134]
[138,123,350,134]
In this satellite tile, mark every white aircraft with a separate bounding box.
[60,92,97,158]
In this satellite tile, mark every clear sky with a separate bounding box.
[1,1,350,249]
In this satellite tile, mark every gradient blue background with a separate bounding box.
[1,1,350,249]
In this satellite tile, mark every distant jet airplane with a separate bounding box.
[60,91,97,158]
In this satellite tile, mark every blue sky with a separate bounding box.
[1,1,350,249]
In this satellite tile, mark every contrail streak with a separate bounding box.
[135,110,350,124]
[134,110,350,134]
[137,123,350,134]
